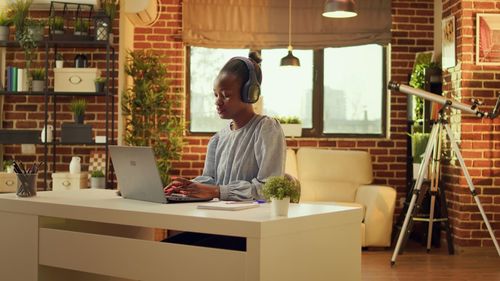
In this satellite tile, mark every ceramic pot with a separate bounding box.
[55,60,63,68]
[41,125,53,143]
[0,26,9,41]
[90,177,106,189]
[271,197,290,216]
[32,80,44,92]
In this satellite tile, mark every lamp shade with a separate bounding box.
[322,0,357,18]
[280,50,301,67]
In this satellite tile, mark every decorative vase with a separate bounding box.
[40,125,53,143]
[271,197,290,216]
[0,26,9,41]
[55,60,64,68]
[32,80,44,92]
[90,177,106,189]
[69,157,81,174]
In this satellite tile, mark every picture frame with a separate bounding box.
[476,13,500,66]
[442,15,456,69]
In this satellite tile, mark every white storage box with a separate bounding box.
[0,172,17,193]
[52,172,88,191]
[54,68,100,92]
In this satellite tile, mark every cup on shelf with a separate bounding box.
[16,173,37,197]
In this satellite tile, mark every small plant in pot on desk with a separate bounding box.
[0,11,12,41]
[94,77,106,93]
[262,175,300,217]
[90,169,106,189]
[30,68,45,92]
[69,99,87,124]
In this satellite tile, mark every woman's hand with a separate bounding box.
[164,178,192,195]
[181,182,220,199]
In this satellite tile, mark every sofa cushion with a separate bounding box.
[300,180,358,202]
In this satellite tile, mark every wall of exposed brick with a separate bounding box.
[2,10,120,186]
[440,0,500,250]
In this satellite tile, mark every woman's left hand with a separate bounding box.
[182,182,220,199]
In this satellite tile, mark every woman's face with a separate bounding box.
[213,72,248,120]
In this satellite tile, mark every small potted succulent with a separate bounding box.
[30,68,45,92]
[51,16,64,34]
[94,77,106,93]
[90,169,106,189]
[275,116,302,137]
[74,18,89,36]
[0,11,12,41]
[69,99,87,124]
[3,160,14,173]
[55,53,64,68]
[262,175,300,216]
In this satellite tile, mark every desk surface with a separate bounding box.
[0,189,362,238]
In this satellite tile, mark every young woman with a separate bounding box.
[164,53,286,201]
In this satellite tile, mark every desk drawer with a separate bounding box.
[39,228,246,281]
[0,172,17,193]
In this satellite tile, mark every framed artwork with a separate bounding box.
[476,13,500,65]
[442,16,456,69]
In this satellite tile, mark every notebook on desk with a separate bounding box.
[109,146,212,204]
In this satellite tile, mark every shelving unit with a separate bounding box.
[0,38,116,190]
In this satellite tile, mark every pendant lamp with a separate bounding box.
[280,0,300,67]
[322,0,357,18]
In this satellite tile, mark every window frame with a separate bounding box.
[186,46,388,138]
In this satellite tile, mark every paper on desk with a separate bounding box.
[197,201,259,211]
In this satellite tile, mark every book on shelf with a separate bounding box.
[5,66,29,92]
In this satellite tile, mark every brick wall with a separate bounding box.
[132,0,435,210]
[2,10,119,187]
[441,0,500,249]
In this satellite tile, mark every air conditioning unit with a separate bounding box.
[30,0,99,10]
[124,0,159,26]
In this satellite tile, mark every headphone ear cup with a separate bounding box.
[248,83,260,103]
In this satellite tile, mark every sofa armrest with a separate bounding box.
[355,185,396,247]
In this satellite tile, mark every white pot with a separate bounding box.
[55,60,63,68]
[281,124,302,137]
[413,163,428,180]
[5,166,14,173]
[271,197,290,217]
[90,177,106,189]
[69,157,81,174]
[0,26,9,41]
[41,125,54,143]
[32,80,44,92]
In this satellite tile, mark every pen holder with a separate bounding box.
[16,173,37,197]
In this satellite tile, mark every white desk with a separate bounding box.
[0,189,362,281]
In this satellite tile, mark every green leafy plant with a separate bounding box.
[55,53,63,60]
[3,160,14,171]
[91,169,105,178]
[408,133,430,163]
[7,0,32,36]
[409,62,439,120]
[262,176,300,202]
[74,19,89,33]
[0,11,13,26]
[275,116,301,124]
[122,50,185,185]
[102,0,118,23]
[51,16,64,31]
[69,99,87,117]
[30,68,45,81]
[94,77,107,83]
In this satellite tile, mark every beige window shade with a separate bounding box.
[182,0,391,49]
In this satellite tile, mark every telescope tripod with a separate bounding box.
[391,108,500,265]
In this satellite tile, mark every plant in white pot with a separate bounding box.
[276,116,302,137]
[0,11,12,41]
[262,175,300,217]
[30,68,45,92]
[90,169,106,189]
[3,160,14,173]
[55,53,64,68]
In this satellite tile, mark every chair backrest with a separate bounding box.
[285,149,299,179]
[296,148,373,202]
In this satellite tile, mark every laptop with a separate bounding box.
[109,146,212,204]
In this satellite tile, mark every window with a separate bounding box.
[188,45,387,136]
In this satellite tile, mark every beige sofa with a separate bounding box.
[285,148,396,247]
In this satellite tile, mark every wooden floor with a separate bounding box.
[362,247,500,281]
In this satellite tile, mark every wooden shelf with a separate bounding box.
[0,90,106,96]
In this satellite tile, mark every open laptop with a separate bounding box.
[109,146,212,204]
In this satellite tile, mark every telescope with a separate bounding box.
[388,81,500,119]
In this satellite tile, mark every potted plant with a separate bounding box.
[51,16,64,34]
[102,0,117,42]
[55,53,64,68]
[94,77,106,93]
[74,18,89,36]
[69,99,87,124]
[122,50,184,185]
[0,11,12,41]
[3,160,14,173]
[7,0,32,40]
[276,116,302,137]
[262,175,300,216]
[90,169,106,189]
[30,68,45,92]
[409,132,430,179]
[25,18,45,42]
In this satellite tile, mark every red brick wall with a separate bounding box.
[441,0,500,249]
[2,10,119,187]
